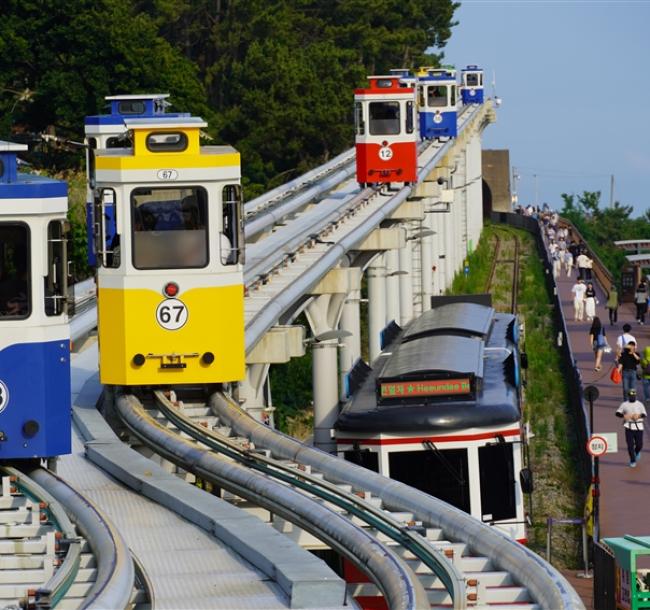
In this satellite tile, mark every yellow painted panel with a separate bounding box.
[95,152,240,171]
[133,127,201,156]
[98,284,245,385]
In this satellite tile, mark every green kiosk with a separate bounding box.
[603,535,650,610]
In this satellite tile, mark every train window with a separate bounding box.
[478,443,516,522]
[354,102,365,135]
[451,85,456,107]
[44,220,70,316]
[0,159,4,179]
[466,73,479,87]
[418,86,425,108]
[0,224,30,319]
[405,101,414,134]
[479,73,484,86]
[221,185,244,266]
[369,102,400,135]
[427,86,447,107]
[94,188,120,268]
[106,135,132,149]
[343,449,379,473]
[131,186,208,269]
[145,132,188,153]
[87,137,97,189]
[389,448,471,514]
[117,100,145,115]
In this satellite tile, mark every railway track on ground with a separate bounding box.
[0,465,142,610]
[486,228,521,314]
[112,386,582,610]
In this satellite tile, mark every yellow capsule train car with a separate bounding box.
[91,114,245,385]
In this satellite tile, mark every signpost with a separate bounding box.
[584,385,602,541]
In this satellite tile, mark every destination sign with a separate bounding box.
[380,378,471,398]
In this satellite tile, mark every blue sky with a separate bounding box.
[444,1,650,215]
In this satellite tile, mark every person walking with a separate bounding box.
[635,280,648,325]
[584,255,593,281]
[584,282,597,321]
[576,251,589,280]
[589,316,607,371]
[606,285,619,326]
[640,346,650,403]
[564,250,573,277]
[615,323,636,356]
[617,341,640,399]
[615,389,647,468]
[571,279,587,321]
[552,250,562,279]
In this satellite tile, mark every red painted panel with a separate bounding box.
[355,141,417,184]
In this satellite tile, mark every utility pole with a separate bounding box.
[609,174,615,208]
[534,173,539,208]
[511,166,519,207]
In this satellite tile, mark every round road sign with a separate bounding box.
[586,435,608,457]
[584,385,600,402]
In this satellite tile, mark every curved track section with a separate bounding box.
[210,392,585,610]
[0,465,135,610]
[115,392,430,610]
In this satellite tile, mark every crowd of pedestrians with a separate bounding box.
[541,211,647,468]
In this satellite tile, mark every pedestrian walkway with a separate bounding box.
[556,263,649,538]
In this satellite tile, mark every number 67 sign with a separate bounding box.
[156,298,188,330]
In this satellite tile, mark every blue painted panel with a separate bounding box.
[461,89,484,104]
[0,174,67,199]
[419,111,458,139]
[0,340,71,458]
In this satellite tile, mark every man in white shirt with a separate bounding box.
[576,252,589,280]
[616,389,647,467]
[571,279,587,321]
[616,323,637,356]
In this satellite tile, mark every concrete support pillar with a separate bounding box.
[420,214,434,312]
[339,287,361,401]
[311,337,339,452]
[385,249,400,324]
[431,212,442,296]
[367,255,386,363]
[398,238,414,326]
[238,363,271,423]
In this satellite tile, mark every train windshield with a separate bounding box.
[427,86,448,107]
[131,186,209,269]
[0,224,30,319]
[465,73,479,87]
[369,101,400,135]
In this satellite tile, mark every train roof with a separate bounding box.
[85,93,188,127]
[336,305,520,433]
[378,335,484,381]
[462,65,483,71]
[123,116,207,130]
[0,141,67,198]
[402,302,495,342]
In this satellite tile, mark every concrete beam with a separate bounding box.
[356,227,406,251]
[309,267,362,296]
[247,325,306,364]
[389,199,425,221]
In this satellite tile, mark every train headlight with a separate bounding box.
[133,353,146,366]
[22,420,39,438]
[202,352,215,365]
[163,282,179,297]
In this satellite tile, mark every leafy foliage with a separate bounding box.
[560,191,649,280]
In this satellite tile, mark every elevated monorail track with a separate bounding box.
[112,386,582,610]
[0,465,138,610]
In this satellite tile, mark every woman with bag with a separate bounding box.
[589,316,607,371]
[635,281,648,325]
[640,346,650,402]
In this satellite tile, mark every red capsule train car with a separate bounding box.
[354,76,418,187]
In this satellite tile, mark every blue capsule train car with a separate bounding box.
[84,94,186,266]
[416,67,458,139]
[0,141,71,459]
[461,65,484,105]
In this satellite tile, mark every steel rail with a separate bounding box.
[210,392,585,610]
[1,465,82,609]
[115,392,429,610]
[26,466,135,610]
[244,149,355,219]
[153,389,465,608]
